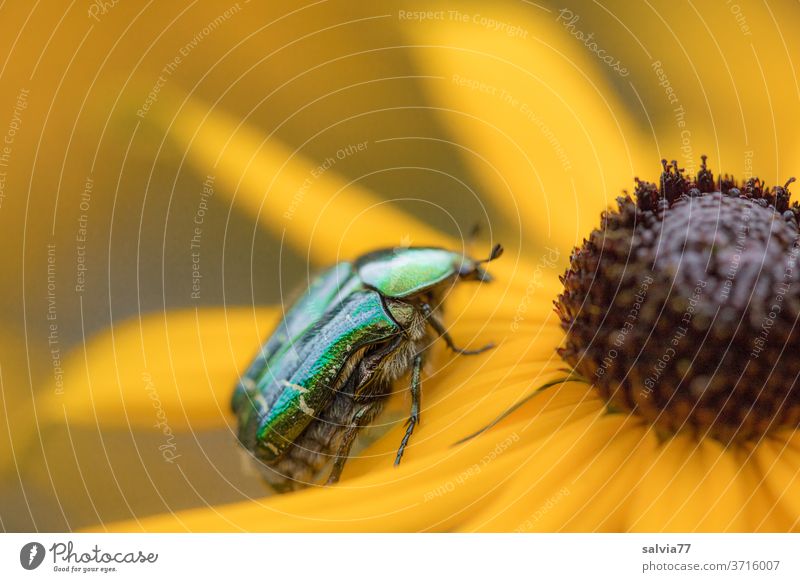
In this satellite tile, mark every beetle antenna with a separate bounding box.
[478,243,504,264]
[465,222,481,256]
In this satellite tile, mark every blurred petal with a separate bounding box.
[0,338,41,474]
[42,307,275,430]
[156,86,552,324]
[156,91,451,264]
[406,1,651,255]
[588,1,800,181]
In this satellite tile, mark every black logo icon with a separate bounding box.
[20,542,45,570]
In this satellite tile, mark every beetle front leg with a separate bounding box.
[421,303,494,355]
[394,353,423,466]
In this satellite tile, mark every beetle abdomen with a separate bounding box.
[234,290,404,469]
[257,344,398,490]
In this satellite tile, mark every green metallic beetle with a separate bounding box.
[232,244,503,491]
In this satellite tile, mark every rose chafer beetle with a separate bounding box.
[232,244,503,491]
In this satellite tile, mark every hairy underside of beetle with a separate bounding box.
[256,299,434,491]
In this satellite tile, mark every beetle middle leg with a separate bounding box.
[394,353,422,466]
[326,406,373,485]
[421,303,494,355]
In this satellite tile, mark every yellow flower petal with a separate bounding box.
[406,2,651,255]
[754,439,800,531]
[42,307,275,430]
[733,444,795,532]
[649,437,749,532]
[695,439,750,532]
[516,422,652,532]
[460,412,637,531]
[344,377,600,479]
[629,436,782,532]
[94,422,531,532]
[627,435,710,532]
[560,427,658,532]
[447,267,563,321]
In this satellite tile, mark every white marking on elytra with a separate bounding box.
[298,396,315,416]
[241,378,256,391]
[280,379,309,394]
[265,442,280,455]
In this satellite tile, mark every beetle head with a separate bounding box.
[458,243,503,283]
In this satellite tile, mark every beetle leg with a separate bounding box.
[422,303,494,355]
[326,406,372,485]
[395,353,423,466]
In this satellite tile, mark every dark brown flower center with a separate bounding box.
[556,157,800,443]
